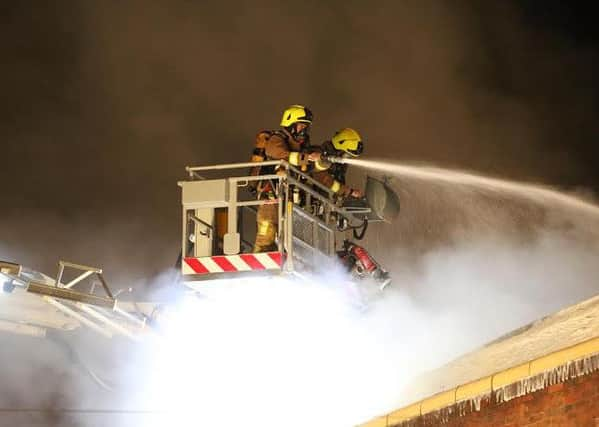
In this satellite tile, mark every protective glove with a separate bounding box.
[307,151,322,162]
[350,188,363,198]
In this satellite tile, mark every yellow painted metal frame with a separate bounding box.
[359,336,599,427]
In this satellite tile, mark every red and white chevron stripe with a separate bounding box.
[182,252,284,275]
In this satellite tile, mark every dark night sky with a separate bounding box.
[1,1,598,281]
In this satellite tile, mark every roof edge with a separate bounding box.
[360,336,599,427]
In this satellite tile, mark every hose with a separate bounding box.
[353,218,368,240]
[47,331,115,392]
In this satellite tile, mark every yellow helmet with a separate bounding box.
[280,105,313,127]
[331,128,363,157]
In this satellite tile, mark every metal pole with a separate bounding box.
[59,261,102,274]
[27,281,115,308]
[44,297,113,338]
[186,160,282,172]
[225,178,239,255]
[285,201,294,272]
[63,270,95,289]
[96,274,114,299]
[182,207,188,259]
[113,305,147,328]
[76,303,139,341]
[277,177,284,254]
[55,263,65,287]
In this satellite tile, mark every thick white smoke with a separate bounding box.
[117,225,599,426]
[2,163,599,427]
[128,270,408,427]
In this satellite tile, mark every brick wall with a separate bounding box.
[400,369,599,427]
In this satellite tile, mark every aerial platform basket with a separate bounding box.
[179,160,398,286]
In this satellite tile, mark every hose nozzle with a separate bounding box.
[323,155,347,164]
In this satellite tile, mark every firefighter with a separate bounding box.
[253,105,321,252]
[312,128,364,199]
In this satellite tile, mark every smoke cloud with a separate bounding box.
[2,169,599,426]
[1,2,599,427]
[1,1,598,275]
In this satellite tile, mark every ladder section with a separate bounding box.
[0,260,152,340]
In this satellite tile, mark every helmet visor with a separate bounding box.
[296,107,313,124]
[347,141,363,157]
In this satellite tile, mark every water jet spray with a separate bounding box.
[342,158,599,217]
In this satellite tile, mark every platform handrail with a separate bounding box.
[185,160,337,201]
[181,160,373,262]
[284,162,335,197]
[183,160,372,225]
[186,161,282,180]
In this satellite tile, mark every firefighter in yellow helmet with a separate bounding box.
[312,128,364,199]
[253,105,321,252]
